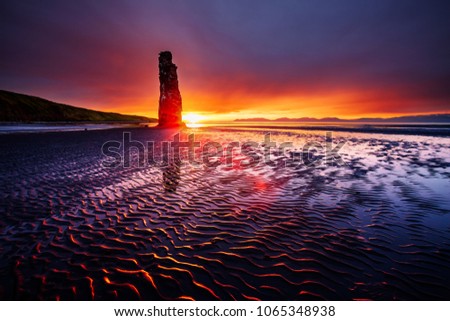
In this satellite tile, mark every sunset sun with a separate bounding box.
[183,112,204,127]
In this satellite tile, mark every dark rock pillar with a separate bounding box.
[158,51,184,127]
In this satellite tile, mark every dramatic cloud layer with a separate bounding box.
[1,0,449,119]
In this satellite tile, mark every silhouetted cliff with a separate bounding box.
[0,90,155,122]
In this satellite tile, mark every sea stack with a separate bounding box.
[158,51,184,127]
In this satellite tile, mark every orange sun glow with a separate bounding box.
[183,112,205,127]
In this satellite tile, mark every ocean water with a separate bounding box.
[201,121,450,137]
[0,123,140,134]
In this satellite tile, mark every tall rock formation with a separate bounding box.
[158,51,184,127]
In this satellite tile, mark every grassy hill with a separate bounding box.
[0,90,156,123]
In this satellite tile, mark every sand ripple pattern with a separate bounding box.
[1,128,450,300]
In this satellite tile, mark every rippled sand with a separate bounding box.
[1,127,450,300]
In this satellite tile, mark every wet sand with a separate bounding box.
[0,127,449,300]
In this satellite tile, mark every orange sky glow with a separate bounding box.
[1,1,449,121]
[73,84,450,122]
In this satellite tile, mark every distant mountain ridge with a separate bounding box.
[0,90,156,122]
[235,114,450,123]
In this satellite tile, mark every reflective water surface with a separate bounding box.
[0,127,449,300]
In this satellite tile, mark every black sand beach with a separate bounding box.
[1,127,449,300]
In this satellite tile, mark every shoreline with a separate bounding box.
[211,123,450,137]
[2,121,450,137]
[0,122,156,134]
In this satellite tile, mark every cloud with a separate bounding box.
[0,0,449,117]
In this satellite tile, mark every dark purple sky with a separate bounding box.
[1,0,449,119]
